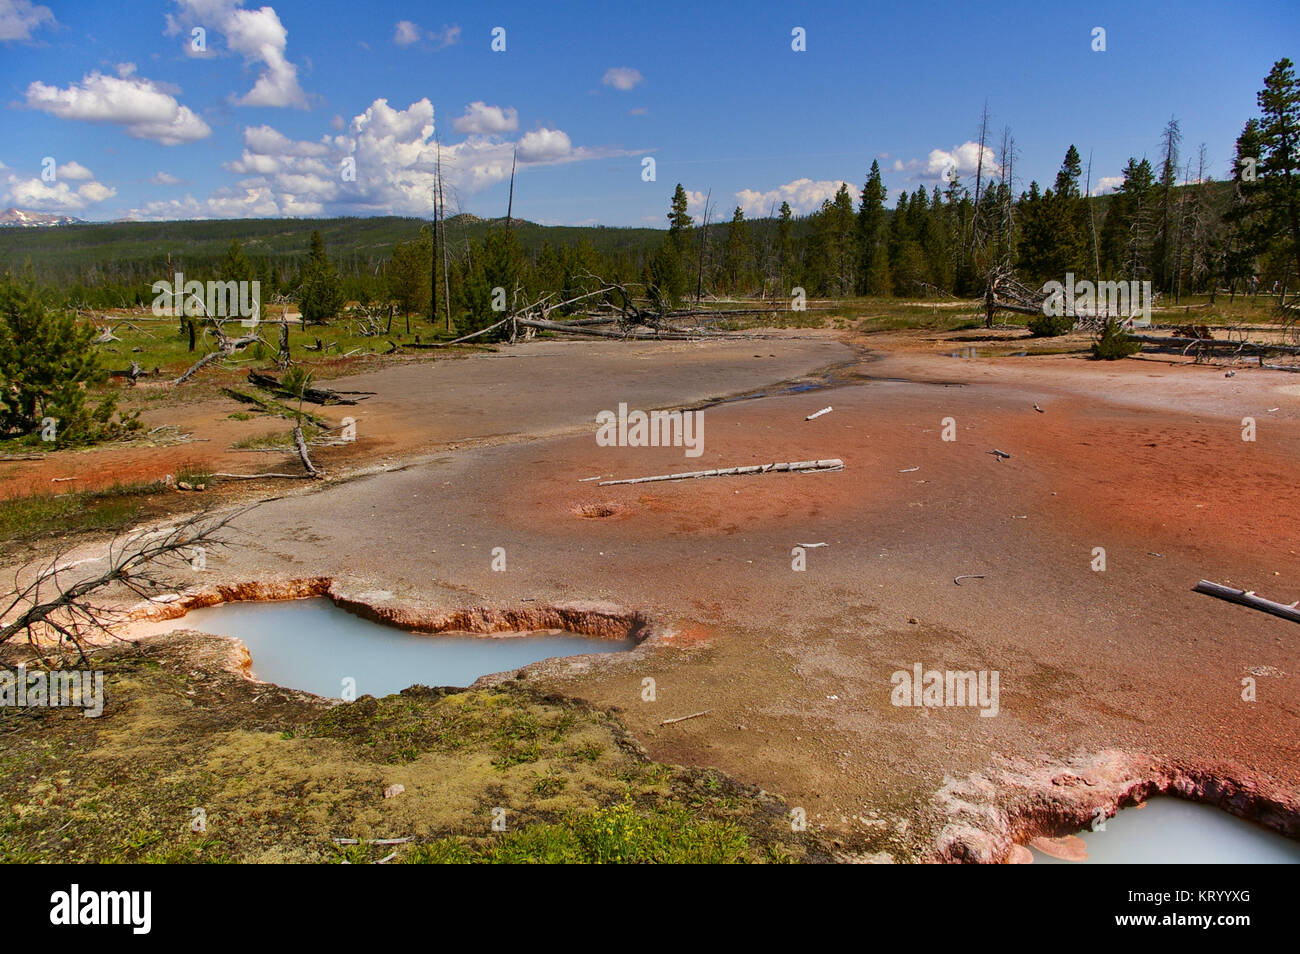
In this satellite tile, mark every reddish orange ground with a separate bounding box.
[11,329,1299,859]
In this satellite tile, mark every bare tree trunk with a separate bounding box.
[695,189,712,304]
[277,321,290,370]
[970,100,991,255]
[293,426,321,479]
[1085,151,1101,283]
[505,146,517,232]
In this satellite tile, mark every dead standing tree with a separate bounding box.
[981,265,1050,327]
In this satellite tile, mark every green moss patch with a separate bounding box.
[0,633,823,864]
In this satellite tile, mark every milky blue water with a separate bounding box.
[179,598,635,699]
[1031,797,1300,863]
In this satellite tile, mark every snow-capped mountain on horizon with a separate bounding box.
[0,208,87,228]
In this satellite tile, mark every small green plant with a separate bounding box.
[491,741,542,769]
[567,741,603,763]
[1027,312,1074,337]
[176,460,212,486]
[330,842,373,864]
[531,770,567,797]
[405,840,473,864]
[1091,318,1142,359]
[281,365,314,428]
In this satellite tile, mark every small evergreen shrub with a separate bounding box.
[1091,318,1142,360]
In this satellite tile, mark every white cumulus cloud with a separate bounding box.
[76,180,116,203]
[1091,175,1123,196]
[453,102,518,135]
[734,178,858,217]
[392,19,459,49]
[602,67,643,91]
[126,99,635,220]
[0,0,55,41]
[56,160,94,180]
[243,123,328,157]
[393,20,420,46]
[516,128,572,162]
[2,168,116,212]
[893,141,1001,183]
[433,25,461,48]
[166,1,307,108]
[25,69,212,145]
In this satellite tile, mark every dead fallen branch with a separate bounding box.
[332,836,412,845]
[212,472,313,480]
[1128,334,1300,356]
[599,459,843,486]
[1192,580,1300,625]
[515,316,701,341]
[0,509,251,662]
[109,361,145,383]
[660,709,713,726]
[171,310,262,385]
[954,575,986,585]
[219,387,328,428]
[247,371,362,406]
[428,317,510,347]
[293,426,321,479]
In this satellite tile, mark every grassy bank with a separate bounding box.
[0,632,823,864]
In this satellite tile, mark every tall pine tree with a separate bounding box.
[856,161,887,294]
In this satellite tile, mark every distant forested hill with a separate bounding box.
[0,215,664,286]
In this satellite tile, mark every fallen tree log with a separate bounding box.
[599,458,844,486]
[172,332,261,385]
[1193,579,1300,624]
[219,387,328,428]
[1128,334,1300,355]
[668,306,806,318]
[423,317,511,347]
[988,300,1046,317]
[516,316,702,341]
[544,315,622,327]
[109,361,144,382]
[552,307,797,325]
[247,371,362,406]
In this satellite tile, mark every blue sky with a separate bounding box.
[1,0,1295,225]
